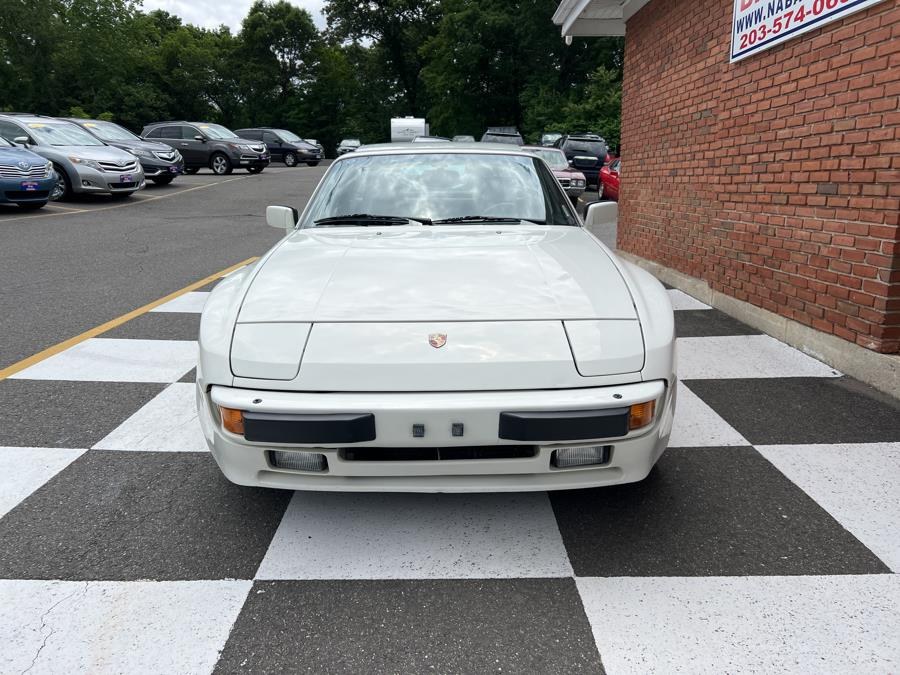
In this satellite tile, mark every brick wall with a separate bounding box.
[619,0,900,353]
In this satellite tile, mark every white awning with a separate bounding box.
[552,0,651,37]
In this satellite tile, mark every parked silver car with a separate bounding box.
[0,114,144,199]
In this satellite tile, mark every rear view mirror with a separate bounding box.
[266,205,299,231]
[13,136,30,146]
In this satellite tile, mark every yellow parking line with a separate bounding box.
[0,256,259,381]
[0,175,250,224]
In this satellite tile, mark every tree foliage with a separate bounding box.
[0,0,623,151]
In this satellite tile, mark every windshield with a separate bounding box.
[81,120,139,142]
[340,139,361,147]
[302,152,576,227]
[566,139,607,157]
[197,123,238,139]
[523,148,568,170]
[26,122,105,146]
[542,133,562,143]
[276,129,301,142]
[482,133,523,146]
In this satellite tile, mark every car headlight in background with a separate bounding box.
[44,162,53,177]
[573,179,586,187]
[68,156,102,171]
[128,148,153,159]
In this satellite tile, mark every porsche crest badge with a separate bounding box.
[429,333,447,349]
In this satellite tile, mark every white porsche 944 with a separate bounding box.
[197,144,676,492]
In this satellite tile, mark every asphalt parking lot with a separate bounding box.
[1,167,898,673]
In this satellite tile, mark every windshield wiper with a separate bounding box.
[314,213,432,227]
[431,215,544,225]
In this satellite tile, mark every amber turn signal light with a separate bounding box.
[219,406,245,435]
[628,400,655,430]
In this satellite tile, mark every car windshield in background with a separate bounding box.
[523,148,568,170]
[278,129,302,142]
[0,136,12,147]
[341,139,361,147]
[567,140,606,156]
[303,152,576,227]
[83,121,139,141]
[199,124,238,139]
[483,133,523,146]
[27,122,105,146]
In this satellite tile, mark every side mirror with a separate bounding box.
[13,136,30,146]
[194,135,206,142]
[266,205,299,231]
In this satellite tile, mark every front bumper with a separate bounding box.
[199,380,675,493]
[0,175,56,203]
[140,159,184,177]
[70,166,144,194]
[236,153,270,167]
[565,186,585,200]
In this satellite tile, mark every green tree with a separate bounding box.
[325,0,441,114]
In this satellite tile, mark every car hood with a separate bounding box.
[553,167,586,180]
[48,145,138,162]
[237,226,637,323]
[0,147,47,166]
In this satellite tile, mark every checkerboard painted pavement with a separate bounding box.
[1,284,898,673]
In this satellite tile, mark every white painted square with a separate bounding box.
[0,579,251,675]
[10,338,197,383]
[256,492,572,580]
[150,292,210,314]
[576,575,900,674]
[668,384,749,447]
[0,447,85,518]
[668,289,710,310]
[758,442,900,573]
[93,383,207,453]
[677,335,841,379]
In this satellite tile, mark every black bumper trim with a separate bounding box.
[498,408,629,442]
[243,412,375,444]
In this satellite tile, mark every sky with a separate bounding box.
[139,0,328,31]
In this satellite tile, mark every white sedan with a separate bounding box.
[197,144,676,492]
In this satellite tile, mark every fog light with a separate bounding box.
[270,450,327,472]
[629,400,656,430]
[552,445,611,468]
[219,406,244,435]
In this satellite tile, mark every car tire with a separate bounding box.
[18,201,46,210]
[247,166,264,174]
[184,167,199,175]
[283,152,297,167]
[306,161,319,167]
[151,176,175,185]
[210,153,232,175]
[51,165,71,201]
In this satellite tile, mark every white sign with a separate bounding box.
[731,0,888,62]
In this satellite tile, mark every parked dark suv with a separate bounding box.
[554,133,609,188]
[235,128,322,167]
[141,121,269,175]
[64,118,184,185]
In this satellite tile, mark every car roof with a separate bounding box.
[0,114,70,124]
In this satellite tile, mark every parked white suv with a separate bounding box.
[0,114,144,199]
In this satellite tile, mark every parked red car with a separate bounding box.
[599,157,620,201]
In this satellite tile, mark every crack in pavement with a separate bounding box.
[22,581,90,674]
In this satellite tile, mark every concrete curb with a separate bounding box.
[617,252,900,400]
